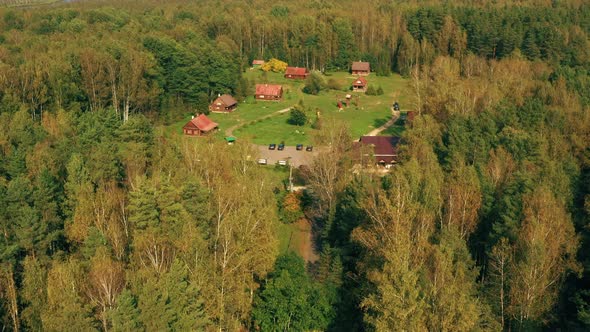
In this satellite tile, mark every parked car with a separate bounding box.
[393,101,400,111]
[258,158,268,165]
[278,143,285,151]
[268,143,276,150]
[306,145,313,152]
[278,160,287,166]
[296,144,303,151]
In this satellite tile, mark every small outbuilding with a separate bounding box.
[352,77,368,92]
[209,94,238,113]
[255,84,283,100]
[351,61,370,75]
[284,67,309,79]
[183,114,219,136]
[252,59,265,68]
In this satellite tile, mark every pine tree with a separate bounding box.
[137,260,208,330]
[21,256,47,331]
[110,289,142,332]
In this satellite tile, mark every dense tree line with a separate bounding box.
[0,0,589,331]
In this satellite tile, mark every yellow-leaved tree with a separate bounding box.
[261,58,288,72]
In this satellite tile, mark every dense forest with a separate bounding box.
[0,0,589,331]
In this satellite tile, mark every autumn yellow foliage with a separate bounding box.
[261,58,288,73]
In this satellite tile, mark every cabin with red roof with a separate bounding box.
[209,94,238,113]
[357,136,400,165]
[351,61,370,76]
[352,77,368,92]
[255,84,283,100]
[284,67,309,79]
[183,114,219,136]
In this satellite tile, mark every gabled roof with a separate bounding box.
[352,61,370,71]
[256,84,283,96]
[359,136,400,162]
[184,114,218,132]
[217,94,237,106]
[285,67,308,76]
[252,59,265,65]
[353,77,367,86]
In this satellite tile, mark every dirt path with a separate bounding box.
[224,107,292,137]
[290,218,319,263]
[364,108,401,137]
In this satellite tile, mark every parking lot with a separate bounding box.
[256,145,321,167]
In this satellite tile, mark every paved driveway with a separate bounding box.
[256,145,320,166]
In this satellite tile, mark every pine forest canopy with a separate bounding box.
[0,0,589,331]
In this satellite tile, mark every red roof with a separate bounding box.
[352,61,370,72]
[184,114,218,132]
[285,67,308,76]
[255,84,283,97]
[252,59,265,65]
[353,77,367,86]
[358,136,400,163]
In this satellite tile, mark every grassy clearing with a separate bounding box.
[165,70,410,143]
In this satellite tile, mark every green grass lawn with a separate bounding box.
[164,70,410,144]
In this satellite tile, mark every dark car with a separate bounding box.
[269,143,276,150]
[393,102,400,111]
[278,143,285,151]
[306,145,313,152]
[296,144,303,151]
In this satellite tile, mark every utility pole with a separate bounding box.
[288,158,294,192]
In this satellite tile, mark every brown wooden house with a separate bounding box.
[351,61,370,75]
[357,136,400,165]
[352,77,368,92]
[255,84,283,100]
[183,114,219,136]
[284,67,309,79]
[209,94,238,113]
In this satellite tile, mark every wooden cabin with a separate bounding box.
[284,67,309,79]
[351,61,370,76]
[209,94,238,113]
[255,84,283,100]
[357,136,400,165]
[352,77,368,92]
[183,114,219,136]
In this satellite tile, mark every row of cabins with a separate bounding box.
[252,60,371,76]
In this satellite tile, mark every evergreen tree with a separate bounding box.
[21,256,47,331]
[110,289,142,332]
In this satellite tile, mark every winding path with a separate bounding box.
[224,107,292,137]
[360,108,401,138]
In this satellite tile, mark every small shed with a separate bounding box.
[284,67,309,79]
[351,61,370,76]
[183,114,219,136]
[252,59,265,68]
[255,84,283,100]
[209,94,238,113]
[352,77,368,92]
